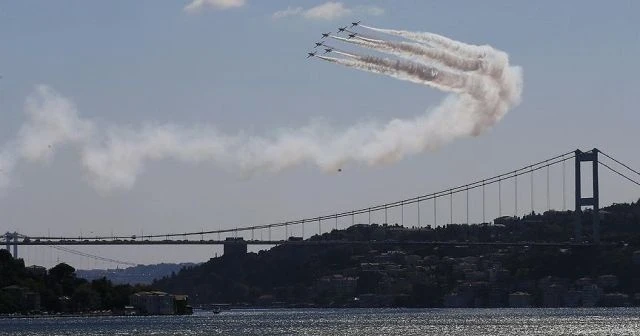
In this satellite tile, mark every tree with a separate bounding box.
[72,283,100,312]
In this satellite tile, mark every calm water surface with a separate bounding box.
[1,308,639,335]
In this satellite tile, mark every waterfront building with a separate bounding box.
[129,291,192,315]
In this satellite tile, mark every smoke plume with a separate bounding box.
[318,55,467,93]
[0,26,522,192]
[333,35,483,72]
[360,25,495,60]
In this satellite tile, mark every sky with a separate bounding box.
[0,0,639,268]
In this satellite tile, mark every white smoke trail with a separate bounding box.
[0,29,522,192]
[360,25,510,80]
[18,85,94,162]
[331,50,357,58]
[348,35,383,44]
[0,85,95,191]
[360,25,495,60]
[323,41,360,58]
[318,55,467,94]
[81,124,237,190]
[332,35,483,73]
[343,30,384,43]
[326,27,522,140]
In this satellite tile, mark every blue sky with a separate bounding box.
[0,1,639,268]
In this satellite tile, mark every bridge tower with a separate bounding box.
[3,232,18,258]
[574,148,600,243]
[4,232,9,254]
[12,232,18,258]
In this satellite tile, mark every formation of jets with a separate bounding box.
[307,21,362,59]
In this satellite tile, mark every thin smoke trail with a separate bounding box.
[321,46,357,58]
[349,35,383,44]
[317,55,466,93]
[331,50,357,58]
[332,35,483,73]
[343,29,384,43]
[360,25,495,60]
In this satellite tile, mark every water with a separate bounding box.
[1,308,639,335]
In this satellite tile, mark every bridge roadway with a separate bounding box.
[13,239,609,248]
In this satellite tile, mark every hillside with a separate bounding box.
[0,251,152,314]
[154,200,640,308]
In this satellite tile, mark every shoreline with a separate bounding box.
[2,306,639,319]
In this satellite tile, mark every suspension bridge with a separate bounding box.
[3,148,640,263]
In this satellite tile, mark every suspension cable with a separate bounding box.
[51,246,138,267]
[25,151,577,240]
[599,150,640,177]
[598,161,640,187]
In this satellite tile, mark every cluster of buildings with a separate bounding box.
[532,275,632,307]
[289,247,640,308]
[437,249,640,308]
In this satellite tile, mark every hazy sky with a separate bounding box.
[1,1,639,268]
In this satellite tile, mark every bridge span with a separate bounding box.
[12,238,610,248]
[3,147,638,264]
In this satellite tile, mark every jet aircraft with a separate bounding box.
[351,21,361,27]
[306,52,317,58]
[314,42,324,48]
[321,32,330,38]
[337,26,347,33]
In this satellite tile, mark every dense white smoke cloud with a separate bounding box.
[0,86,94,191]
[18,85,94,162]
[0,26,522,192]
[321,26,522,138]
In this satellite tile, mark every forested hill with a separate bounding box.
[154,200,640,308]
[0,251,152,313]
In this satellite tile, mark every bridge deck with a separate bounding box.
[13,239,607,247]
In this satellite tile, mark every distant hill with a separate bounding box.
[77,263,199,285]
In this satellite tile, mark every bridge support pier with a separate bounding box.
[574,149,600,243]
[4,232,9,254]
[3,232,18,258]
[13,233,17,258]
